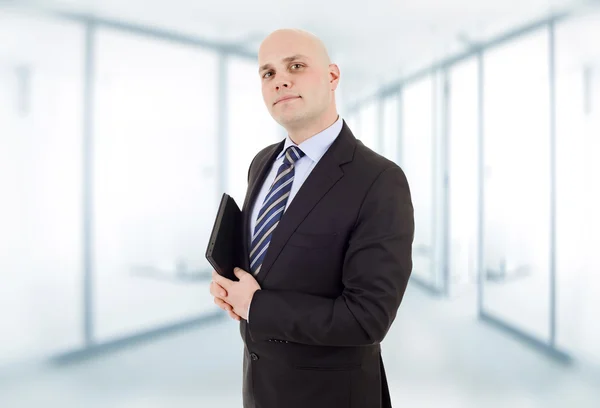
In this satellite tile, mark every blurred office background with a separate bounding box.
[1,0,599,406]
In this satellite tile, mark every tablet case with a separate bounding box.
[205,193,243,281]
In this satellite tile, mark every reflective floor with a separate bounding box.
[1,286,599,408]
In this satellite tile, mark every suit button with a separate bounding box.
[250,353,259,361]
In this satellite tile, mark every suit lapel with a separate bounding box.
[256,121,356,284]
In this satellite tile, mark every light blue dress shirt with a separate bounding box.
[246,115,344,321]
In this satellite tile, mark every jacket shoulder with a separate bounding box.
[352,140,405,180]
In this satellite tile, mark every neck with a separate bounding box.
[287,110,339,145]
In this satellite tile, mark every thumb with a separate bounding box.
[234,267,247,279]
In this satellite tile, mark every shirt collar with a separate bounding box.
[277,115,343,162]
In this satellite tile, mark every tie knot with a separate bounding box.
[283,146,305,166]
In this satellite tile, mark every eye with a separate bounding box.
[291,63,302,69]
[263,71,273,79]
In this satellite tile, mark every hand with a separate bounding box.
[210,268,261,321]
[211,280,242,321]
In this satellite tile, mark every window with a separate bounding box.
[401,76,438,287]
[481,27,551,341]
[0,10,84,362]
[447,58,479,295]
[381,94,399,163]
[555,11,600,361]
[93,28,220,341]
[355,100,378,151]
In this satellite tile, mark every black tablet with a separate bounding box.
[205,193,243,281]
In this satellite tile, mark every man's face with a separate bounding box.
[258,33,333,129]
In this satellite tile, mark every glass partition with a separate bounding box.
[0,10,84,363]
[402,77,440,289]
[481,27,551,342]
[93,28,220,341]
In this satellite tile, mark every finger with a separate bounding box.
[210,281,228,298]
[214,297,232,312]
[212,271,233,289]
[228,310,241,321]
[215,282,228,297]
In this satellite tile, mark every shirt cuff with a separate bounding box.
[247,297,252,323]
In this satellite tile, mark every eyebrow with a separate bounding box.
[259,54,308,73]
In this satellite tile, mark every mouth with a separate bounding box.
[274,95,300,105]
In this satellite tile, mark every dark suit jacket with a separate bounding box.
[238,120,414,408]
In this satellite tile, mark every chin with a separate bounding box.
[273,110,305,127]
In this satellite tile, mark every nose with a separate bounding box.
[275,79,290,91]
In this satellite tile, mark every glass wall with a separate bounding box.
[0,8,273,359]
[555,10,600,363]
[0,10,84,363]
[481,27,551,341]
[92,29,221,341]
[344,111,360,138]
[381,93,400,163]
[355,99,378,151]
[447,58,479,296]
[401,76,440,289]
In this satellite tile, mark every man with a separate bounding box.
[209,28,414,408]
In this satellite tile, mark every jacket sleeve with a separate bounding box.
[247,165,414,346]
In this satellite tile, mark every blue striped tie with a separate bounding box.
[250,145,305,275]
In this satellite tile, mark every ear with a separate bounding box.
[329,63,340,91]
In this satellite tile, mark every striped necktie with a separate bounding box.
[250,145,305,275]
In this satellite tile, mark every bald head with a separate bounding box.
[257,28,340,141]
[259,29,331,68]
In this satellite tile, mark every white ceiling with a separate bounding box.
[8,0,591,103]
